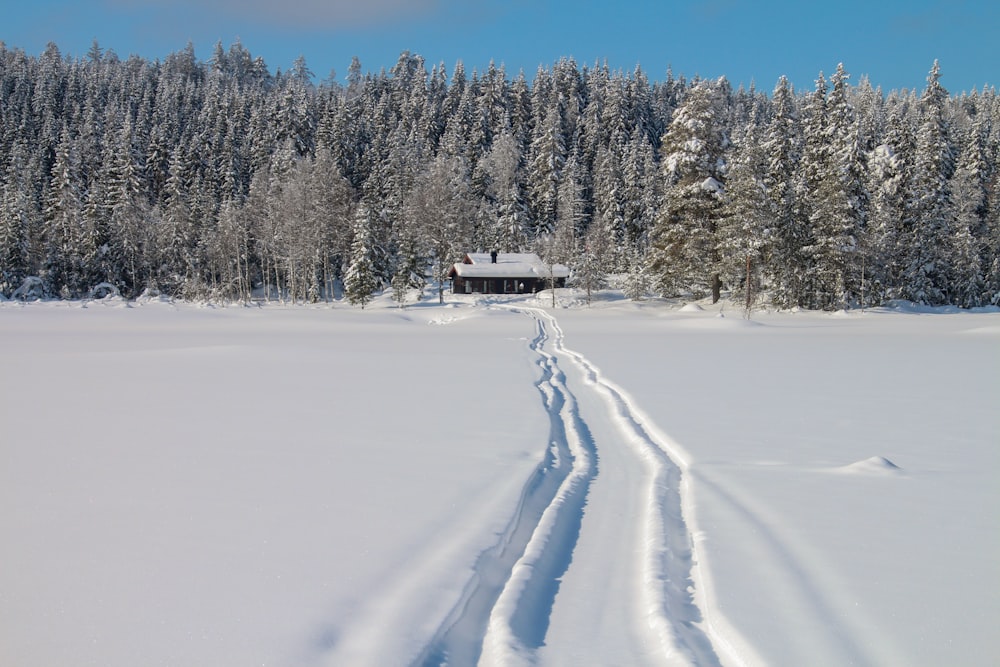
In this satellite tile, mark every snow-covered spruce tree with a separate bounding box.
[344,203,382,308]
[591,142,626,271]
[389,237,412,308]
[546,152,586,302]
[477,61,512,153]
[480,131,529,252]
[793,72,834,309]
[438,80,476,164]
[629,65,656,145]
[104,114,153,297]
[356,145,398,288]
[150,147,186,291]
[572,225,611,306]
[527,100,568,238]
[550,154,579,251]
[576,64,609,175]
[719,112,772,314]
[553,58,585,149]
[273,56,317,158]
[0,143,35,295]
[902,61,956,305]
[43,125,93,297]
[985,118,1000,305]
[650,78,730,302]
[392,183,428,301]
[801,64,868,310]
[866,97,918,303]
[763,76,807,308]
[622,245,651,301]
[948,111,992,307]
[622,128,659,254]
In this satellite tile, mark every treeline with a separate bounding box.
[1,40,998,308]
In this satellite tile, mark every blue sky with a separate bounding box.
[4,0,997,94]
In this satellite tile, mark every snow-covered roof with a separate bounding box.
[451,253,570,279]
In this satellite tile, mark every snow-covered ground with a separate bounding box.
[2,291,998,666]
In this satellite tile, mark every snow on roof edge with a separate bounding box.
[454,253,570,278]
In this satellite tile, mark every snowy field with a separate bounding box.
[1,291,998,667]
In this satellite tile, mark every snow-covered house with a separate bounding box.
[448,252,570,295]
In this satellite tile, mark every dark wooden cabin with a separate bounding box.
[448,252,570,295]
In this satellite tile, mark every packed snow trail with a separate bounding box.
[340,304,727,666]
[477,306,726,666]
[414,313,597,666]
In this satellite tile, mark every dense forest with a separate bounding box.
[1,40,998,308]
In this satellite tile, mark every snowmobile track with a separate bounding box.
[416,305,725,666]
[520,307,722,666]
[414,311,597,666]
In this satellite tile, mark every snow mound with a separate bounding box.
[416,306,483,326]
[836,456,903,475]
[11,276,48,301]
[679,303,704,312]
[427,314,465,325]
[88,282,121,300]
[133,288,174,305]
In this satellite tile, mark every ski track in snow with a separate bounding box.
[459,305,725,666]
[414,308,597,666]
[325,305,730,666]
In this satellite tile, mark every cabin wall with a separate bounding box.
[452,278,544,294]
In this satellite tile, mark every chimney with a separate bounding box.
[491,250,498,264]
